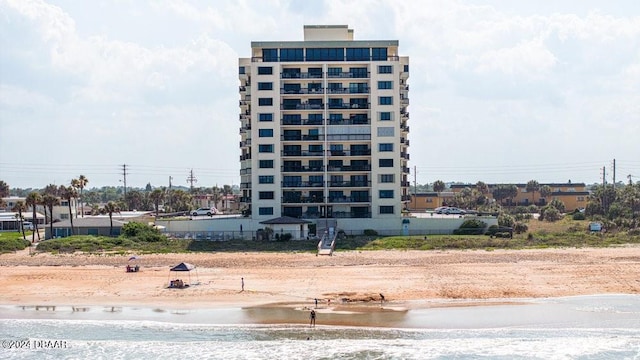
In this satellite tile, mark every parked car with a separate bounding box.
[440,207,466,215]
[22,221,34,230]
[191,207,217,216]
[433,206,448,213]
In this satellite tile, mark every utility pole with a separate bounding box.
[168,176,173,211]
[186,169,197,193]
[602,166,606,212]
[121,164,128,210]
[413,165,417,211]
[612,158,616,189]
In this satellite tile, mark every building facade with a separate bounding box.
[239,25,410,221]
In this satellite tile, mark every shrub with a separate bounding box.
[121,222,163,242]
[0,238,31,253]
[363,229,378,236]
[543,207,562,222]
[280,233,292,241]
[514,222,528,234]
[453,219,487,235]
[572,212,586,220]
[498,213,515,227]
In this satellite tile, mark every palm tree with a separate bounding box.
[59,185,78,236]
[42,194,60,240]
[0,180,9,198]
[25,192,41,243]
[433,180,446,206]
[74,175,89,217]
[101,201,120,236]
[149,189,164,218]
[540,185,553,206]
[526,180,540,205]
[475,181,489,195]
[11,200,27,240]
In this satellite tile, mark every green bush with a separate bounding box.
[572,212,586,220]
[363,229,378,236]
[514,222,528,234]
[498,213,515,227]
[121,222,163,242]
[0,238,31,253]
[543,207,562,222]
[459,219,487,229]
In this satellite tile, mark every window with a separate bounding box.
[379,96,393,105]
[378,65,392,74]
[259,160,274,168]
[258,82,273,90]
[258,207,274,215]
[259,176,274,184]
[372,47,388,61]
[258,144,274,153]
[259,129,273,137]
[258,66,273,75]
[379,205,394,214]
[308,67,322,78]
[380,174,395,183]
[379,190,394,199]
[239,66,246,74]
[377,127,395,137]
[307,48,344,61]
[349,67,368,78]
[258,98,273,106]
[379,112,392,121]
[328,67,342,77]
[280,48,304,62]
[259,191,274,200]
[346,48,370,61]
[378,81,392,90]
[379,143,393,152]
[404,64,409,72]
[259,113,273,122]
[379,159,394,167]
[262,49,278,62]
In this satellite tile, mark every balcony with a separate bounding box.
[239,139,252,147]
[328,149,371,156]
[327,102,370,110]
[281,103,325,111]
[328,118,370,126]
[281,88,324,95]
[327,165,371,172]
[326,134,371,141]
[327,71,370,79]
[281,181,324,188]
[401,195,412,201]
[329,181,371,188]
[281,135,325,141]
[239,168,252,175]
[281,166,324,173]
[402,167,410,174]
[401,181,411,187]
[401,152,410,160]
[328,196,371,203]
[282,196,325,204]
[280,72,324,79]
[326,87,370,94]
[282,118,324,126]
[281,150,324,157]
[240,183,251,189]
[239,154,251,161]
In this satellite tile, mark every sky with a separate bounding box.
[1,0,639,190]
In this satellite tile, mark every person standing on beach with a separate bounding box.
[241,277,244,292]
[314,298,318,308]
[309,309,316,327]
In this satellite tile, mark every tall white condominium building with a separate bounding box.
[239,25,410,222]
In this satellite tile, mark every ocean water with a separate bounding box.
[1,295,639,360]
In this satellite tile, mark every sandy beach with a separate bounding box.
[1,246,638,314]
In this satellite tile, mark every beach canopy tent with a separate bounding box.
[169,262,198,286]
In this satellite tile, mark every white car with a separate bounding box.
[191,207,217,216]
[23,221,34,230]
